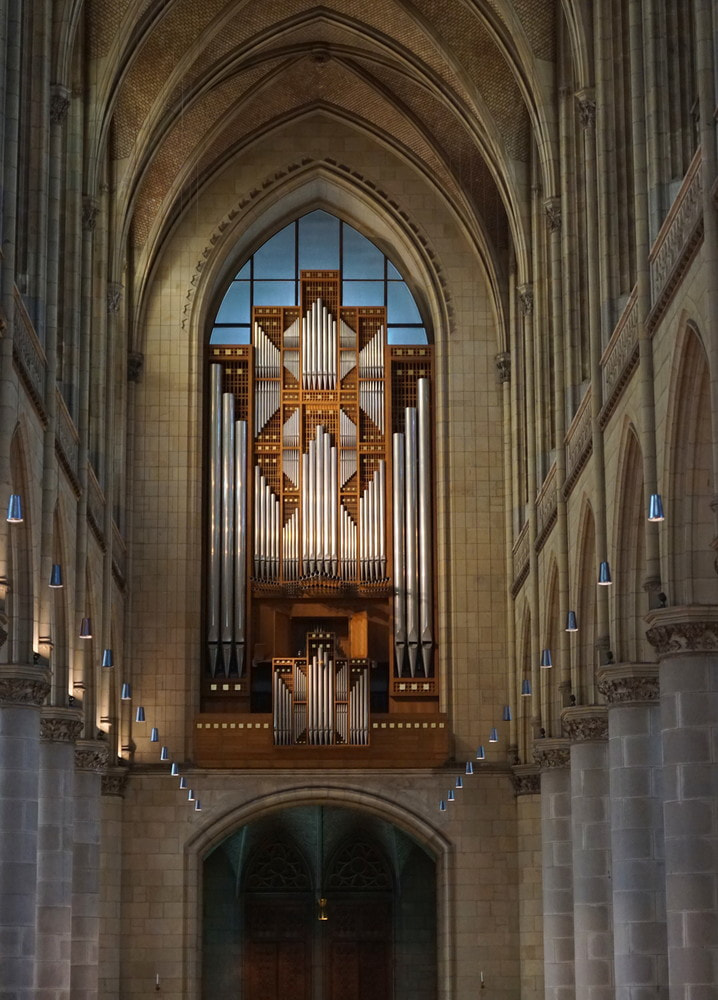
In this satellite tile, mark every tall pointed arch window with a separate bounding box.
[203,211,440,762]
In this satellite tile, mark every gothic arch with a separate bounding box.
[541,558,560,737]
[574,498,597,705]
[3,426,35,665]
[614,423,649,663]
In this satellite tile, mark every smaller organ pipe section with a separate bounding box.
[359,461,387,581]
[302,299,337,390]
[300,425,339,576]
[272,633,371,745]
[207,364,248,676]
[393,377,433,677]
[253,467,280,581]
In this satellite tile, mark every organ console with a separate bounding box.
[205,270,436,748]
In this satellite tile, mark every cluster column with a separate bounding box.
[535,739,575,1000]
[0,663,50,1000]
[646,608,718,1000]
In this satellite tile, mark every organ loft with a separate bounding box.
[198,269,447,766]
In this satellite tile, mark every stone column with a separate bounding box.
[534,739,575,1000]
[646,608,718,1000]
[513,765,544,1000]
[70,739,110,1000]
[98,768,128,1000]
[36,707,83,1000]
[0,663,50,1000]
[563,707,614,1000]
[597,663,668,999]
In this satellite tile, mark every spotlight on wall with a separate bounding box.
[540,648,553,668]
[648,493,665,521]
[489,727,499,743]
[79,618,92,639]
[598,561,612,585]
[101,648,114,668]
[6,494,23,523]
[565,610,578,632]
[49,564,63,588]
[135,706,145,723]
[521,678,532,696]
[503,705,512,722]
[120,683,131,700]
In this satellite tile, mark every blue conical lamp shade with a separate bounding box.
[79,617,92,639]
[6,494,23,523]
[160,746,169,761]
[503,705,512,722]
[565,610,578,632]
[49,564,63,588]
[465,761,474,775]
[135,706,145,723]
[101,648,113,668]
[456,775,463,789]
[120,682,131,700]
[179,777,187,789]
[648,493,665,521]
[170,763,180,776]
[598,560,612,585]
[448,789,455,802]
[187,789,195,802]
[540,648,552,668]
[489,727,499,743]
[194,800,201,812]
[150,727,159,742]
[521,678,532,696]
[476,745,486,760]
[439,800,447,811]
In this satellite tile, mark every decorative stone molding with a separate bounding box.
[561,706,608,742]
[74,739,111,773]
[127,351,144,382]
[495,352,510,383]
[40,707,83,743]
[102,768,129,797]
[107,282,124,314]
[596,664,659,704]
[518,283,534,316]
[645,606,718,656]
[0,664,51,706]
[82,196,100,232]
[49,85,71,126]
[512,765,541,795]
[576,91,596,130]
[532,737,570,769]
[544,198,562,233]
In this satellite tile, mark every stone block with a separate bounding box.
[662,729,711,765]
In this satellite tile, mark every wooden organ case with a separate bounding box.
[197,271,448,767]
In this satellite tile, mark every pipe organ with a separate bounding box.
[206,270,435,742]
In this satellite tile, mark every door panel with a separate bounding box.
[244,896,311,1000]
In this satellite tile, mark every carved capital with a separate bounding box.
[107,282,123,314]
[495,351,510,384]
[0,664,51,706]
[74,738,110,773]
[512,764,541,795]
[645,606,718,656]
[518,284,534,316]
[40,707,83,743]
[596,664,659,704]
[532,737,570,769]
[562,706,608,742]
[544,198,562,233]
[102,767,129,797]
[82,196,100,232]
[127,351,144,382]
[576,90,597,130]
[49,85,71,126]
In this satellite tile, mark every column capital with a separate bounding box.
[102,766,129,797]
[645,605,718,657]
[596,663,659,704]
[40,706,83,743]
[575,88,596,129]
[561,705,608,742]
[544,197,562,233]
[517,283,534,316]
[0,663,51,706]
[511,763,541,795]
[532,737,571,769]
[495,351,511,383]
[49,85,71,126]
[74,738,111,773]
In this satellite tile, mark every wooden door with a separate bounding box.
[324,897,392,1000]
[243,896,312,1000]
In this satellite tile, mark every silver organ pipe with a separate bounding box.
[302,299,337,390]
[220,393,235,675]
[207,366,222,673]
[359,464,386,581]
[417,378,433,672]
[234,420,247,675]
[253,469,281,581]
[283,318,300,381]
[404,406,419,676]
[393,433,406,674]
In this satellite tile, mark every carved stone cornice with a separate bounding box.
[596,663,659,705]
[74,739,110,773]
[518,284,534,316]
[102,767,129,797]
[561,706,608,742]
[512,764,541,795]
[495,352,510,384]
[532,737,570,769]
[40,706,83,743]
[0,664,51,706]
[645,606,718,656]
